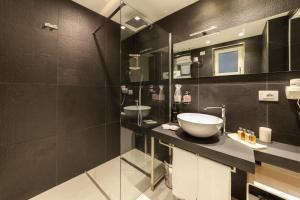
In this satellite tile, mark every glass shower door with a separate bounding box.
[119,3,171,200]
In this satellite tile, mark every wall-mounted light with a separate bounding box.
[134,16,141,21]
[189,25,217,37]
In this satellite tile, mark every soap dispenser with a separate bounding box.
[174,84,182,104]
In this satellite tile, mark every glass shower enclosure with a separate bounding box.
[118,2,172,200]
[90,2,172,199]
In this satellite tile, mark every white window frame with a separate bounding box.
[213,43,245,76]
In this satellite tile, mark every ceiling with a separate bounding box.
[72,0,120,17]
[72,0,198,23]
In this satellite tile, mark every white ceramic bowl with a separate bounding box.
[177,113,223,137]
[124,105,151,118]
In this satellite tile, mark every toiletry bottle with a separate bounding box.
[240,129,246,140]
[245,130,251,142]
[158,85,165,101]
[182,90,192,104]
[174,84,182,104]
[237,127,243,139]
[249,131,257,144]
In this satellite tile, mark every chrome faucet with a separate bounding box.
[204,105,226,134]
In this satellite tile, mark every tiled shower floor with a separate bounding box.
[31,149,173,200]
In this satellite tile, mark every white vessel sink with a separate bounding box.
[124,105,151,118]
[177,113,223,138]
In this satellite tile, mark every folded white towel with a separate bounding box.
[172,147,232,200]
[161,124,179,131]
[172,147,198,200]
[197,156,231,200]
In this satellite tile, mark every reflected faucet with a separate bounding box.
[204,105,226,134]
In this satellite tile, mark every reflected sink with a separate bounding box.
[177,113,223,138]
[124,105,151,118]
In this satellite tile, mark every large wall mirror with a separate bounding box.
[173,8,300,79]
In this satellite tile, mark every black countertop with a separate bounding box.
[121,115,162,133]
[255,142,300,173]
[152,126,256,173]
[152,125,300,174]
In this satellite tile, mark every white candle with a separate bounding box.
[259,127,272,143]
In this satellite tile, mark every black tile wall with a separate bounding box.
[0,137,56,200]
[200,82,267,133]
[174,71,300,147]
[56,124,106,183]
[266,72,300,146]
[0,0,120,199]
[57,86,106,136]
[106,122,121,160]
[106,86,121,123]
[0,84,56,146]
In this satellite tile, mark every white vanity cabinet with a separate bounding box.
[172,147,232,200]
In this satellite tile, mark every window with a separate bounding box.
[213,44,245,76]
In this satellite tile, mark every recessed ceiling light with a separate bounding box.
[134,16,141,21]
[206,41,211,44]
[121,25,126,30]
[238,32,245,36]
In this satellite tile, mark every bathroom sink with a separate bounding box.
[177,113,223,137]
[124,105,151,118]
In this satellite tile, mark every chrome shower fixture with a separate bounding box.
[42,22,58,31]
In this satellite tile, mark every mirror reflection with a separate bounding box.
[173,9,300,79]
